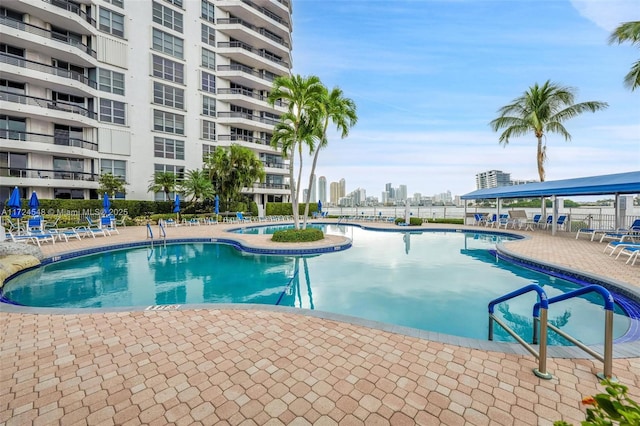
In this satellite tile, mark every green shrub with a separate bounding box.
[424,218,464,225]
[554,379,640,426]
[271,228,324,243]
[410,217,423,226]
[265,202,320,217]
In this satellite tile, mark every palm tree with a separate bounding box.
[99,173,127,198]
[267,74,325,229]
[180,169,214,203]
[490,80,608,182]
[204,144,265,212]
[147,171,177,201]
[608,21,640,91]
[301,86,357,228]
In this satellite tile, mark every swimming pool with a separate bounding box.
[2,225,635,345]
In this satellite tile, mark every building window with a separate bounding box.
[154,163,184,179]
[152,54,184,84]
[201,48,215,70]
[101,159,127,196]
[152,1,183,33]
[201,24,215,47]
[106,0,124,8]
[0,152,27,177]
[100,99,126,124]
[153,82,184,109]
[0,115,26,140]
[202,120,215,141]
[54,124,83,147]
[153,109,184,135]
[98,69,125,95]
[163,0,182,7]
[201,71,215,93]
[152,28,183,59]
[154,136,184,160]
[99,8,125,37]
[201,0,214,23]
[202,96,215,117]
[202,144,214,161]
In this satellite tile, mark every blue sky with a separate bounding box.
[290,0,640,200]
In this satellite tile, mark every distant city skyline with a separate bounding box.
[292,1,640,199]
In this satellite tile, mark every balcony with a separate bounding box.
[0,15,97,61]
[217,87,286,108]
[217,111,279,133]
[216,17,290,54]
[216,64,277,91]
[0,90,96,120]
[217,41,289,73]
[1,166,98,181]
[43,0,96,27]
[216,0,290,38]
[218,133,271,146]
[253,182,289,190]
[1,129,98,151]
[0,53,97,93]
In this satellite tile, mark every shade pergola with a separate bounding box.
[461,171,640,234]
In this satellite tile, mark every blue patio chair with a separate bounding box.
[473,213,486,226]
[100,216,120,234]
[236,212,251,223]
[27,216,44,233]
[77,217,108,238]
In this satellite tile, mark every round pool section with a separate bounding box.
[2,226,636,346]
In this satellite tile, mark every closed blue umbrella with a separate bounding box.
[318,199,322,213]
[214,195,219,215]
[102,192,111,216]
[173,194,180,213]
[8,187,22,219]
[28,191,40,216]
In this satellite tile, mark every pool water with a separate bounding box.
[2,226,632,345]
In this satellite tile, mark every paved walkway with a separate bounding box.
[1,221,639,425]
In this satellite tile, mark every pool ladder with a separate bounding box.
[488,284,615,380]
[146,221,167,247]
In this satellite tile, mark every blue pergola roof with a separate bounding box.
[461,171,640,200]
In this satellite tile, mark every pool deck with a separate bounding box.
[1,221,639,425]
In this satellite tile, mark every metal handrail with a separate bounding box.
[488,284,552,379]
[532,285,615,379]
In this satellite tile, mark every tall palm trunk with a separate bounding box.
[288,145,298,229]
[294,142,304,229]
[302,137,323,229]
[536,135,547,218]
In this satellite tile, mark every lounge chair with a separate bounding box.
[236,212,251,223]
[7,230,55,246]
[522,214,543,231]
[473,213,486,226]
[100,216,120,234]
[78,217,108,238]
[185,217,201,226]
[164,218,180,227]
[484,214,497,227]
[599,219,640,243]
[614,245,640,265]
[576,227,617,241]
[27,216,44,233]
[47,228,82,242]
[603,241,640,256]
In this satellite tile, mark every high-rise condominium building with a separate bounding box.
[318,176,326,204]
[329,181,339,205]
[0,0,293,205]
[338,178,345,198]
[475,170,511,189]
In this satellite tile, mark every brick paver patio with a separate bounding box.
[1,221,639,425]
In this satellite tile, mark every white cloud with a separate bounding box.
[569,0,640,31]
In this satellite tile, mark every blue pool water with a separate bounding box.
[2,225,633,344]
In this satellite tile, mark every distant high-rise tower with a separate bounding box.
[398,184,407,201]
[339,178,346,198]
[476,170,511,189]
[330,182,340,205]
[318,176,327,204]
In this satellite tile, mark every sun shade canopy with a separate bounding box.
[461,171,640,200]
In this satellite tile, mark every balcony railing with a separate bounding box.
[43,0,97,27]
[0,15,97,58]
[216,18,289,48]
[262,160,286,169]
[0,129,98,151]
[240,0,289,28]
[217,111,279,126]
[217,87,286,107]
[0,90,96,119]
[217,41,289,68]
[218,134,272,146]
[253,182,289,190]
[0,53,97,89]
[0,167,98,181]
[216,64,277,84]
